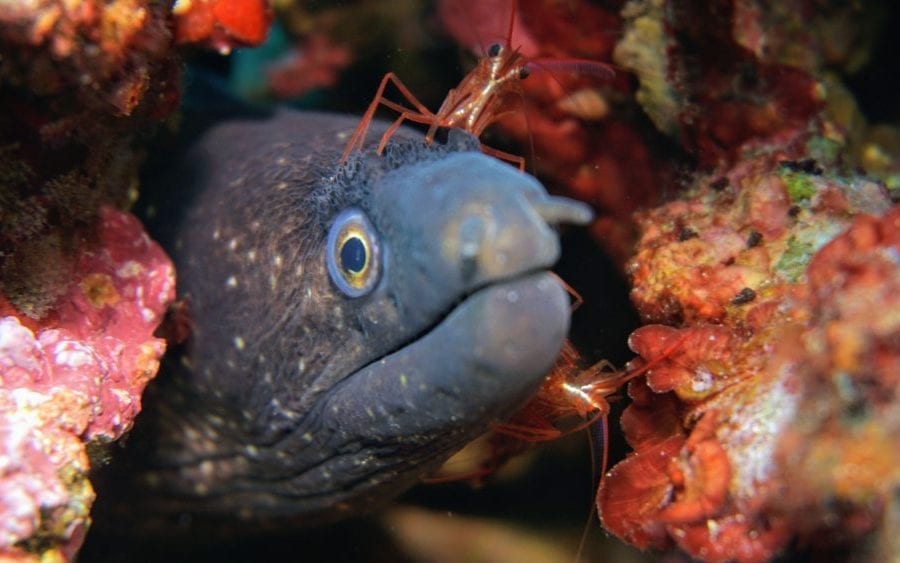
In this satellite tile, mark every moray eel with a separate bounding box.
[121,109,591,525]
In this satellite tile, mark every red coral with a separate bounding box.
[599,145,896,560]
[172,0,271,53]
[598,435,682,549]
[670,513,792,563]
[657,411,731,524]
[629,324,734,398]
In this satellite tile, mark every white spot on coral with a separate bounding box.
[116,261,142,278]
[724,375,799,501]
[53,341,95,368]
[233,336,245,350]
[247,250,257,262]
[140,307,155,323]
[228,238,239,251]
[691,368,713,393]
[0,317,41,374]
[226,276,238,288]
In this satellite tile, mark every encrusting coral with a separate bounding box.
[0,0,272,558]
[597,150,898,561]
[0,208,174,560]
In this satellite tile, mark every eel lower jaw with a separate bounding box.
[322,269,570,452]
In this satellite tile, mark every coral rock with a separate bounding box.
[599,147,896,560]
[0,207,174,561]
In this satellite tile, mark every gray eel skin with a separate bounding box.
[125,109,592,525]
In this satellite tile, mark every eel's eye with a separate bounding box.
[326,208,381,297]
[487,43,503,57]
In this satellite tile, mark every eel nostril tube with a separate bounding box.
[531,196,594,226]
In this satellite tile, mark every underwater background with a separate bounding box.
[1,0,899,561]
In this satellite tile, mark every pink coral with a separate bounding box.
[0,207,174,561]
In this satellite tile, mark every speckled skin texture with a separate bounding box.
[106,110,588,526]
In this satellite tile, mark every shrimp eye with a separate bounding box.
[518,66,530,80]
[326,208,381,297]
[487,43,503,57]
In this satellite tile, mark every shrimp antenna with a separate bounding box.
[575,417,608,563]
[506,0,518,49]
[524,58,616,80]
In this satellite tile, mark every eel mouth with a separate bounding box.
[402,266,566,366]
[325,269,570,442]
[361,180,592,379]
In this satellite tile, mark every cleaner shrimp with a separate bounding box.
[340,0,614,170]
[430,332,689,485]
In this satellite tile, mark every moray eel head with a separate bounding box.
[128,112,591,524]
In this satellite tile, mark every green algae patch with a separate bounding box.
[781,171,817,202]
[776,235,814,282]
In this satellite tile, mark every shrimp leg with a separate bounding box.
[480,144,526,171]
[341,73,436,162]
